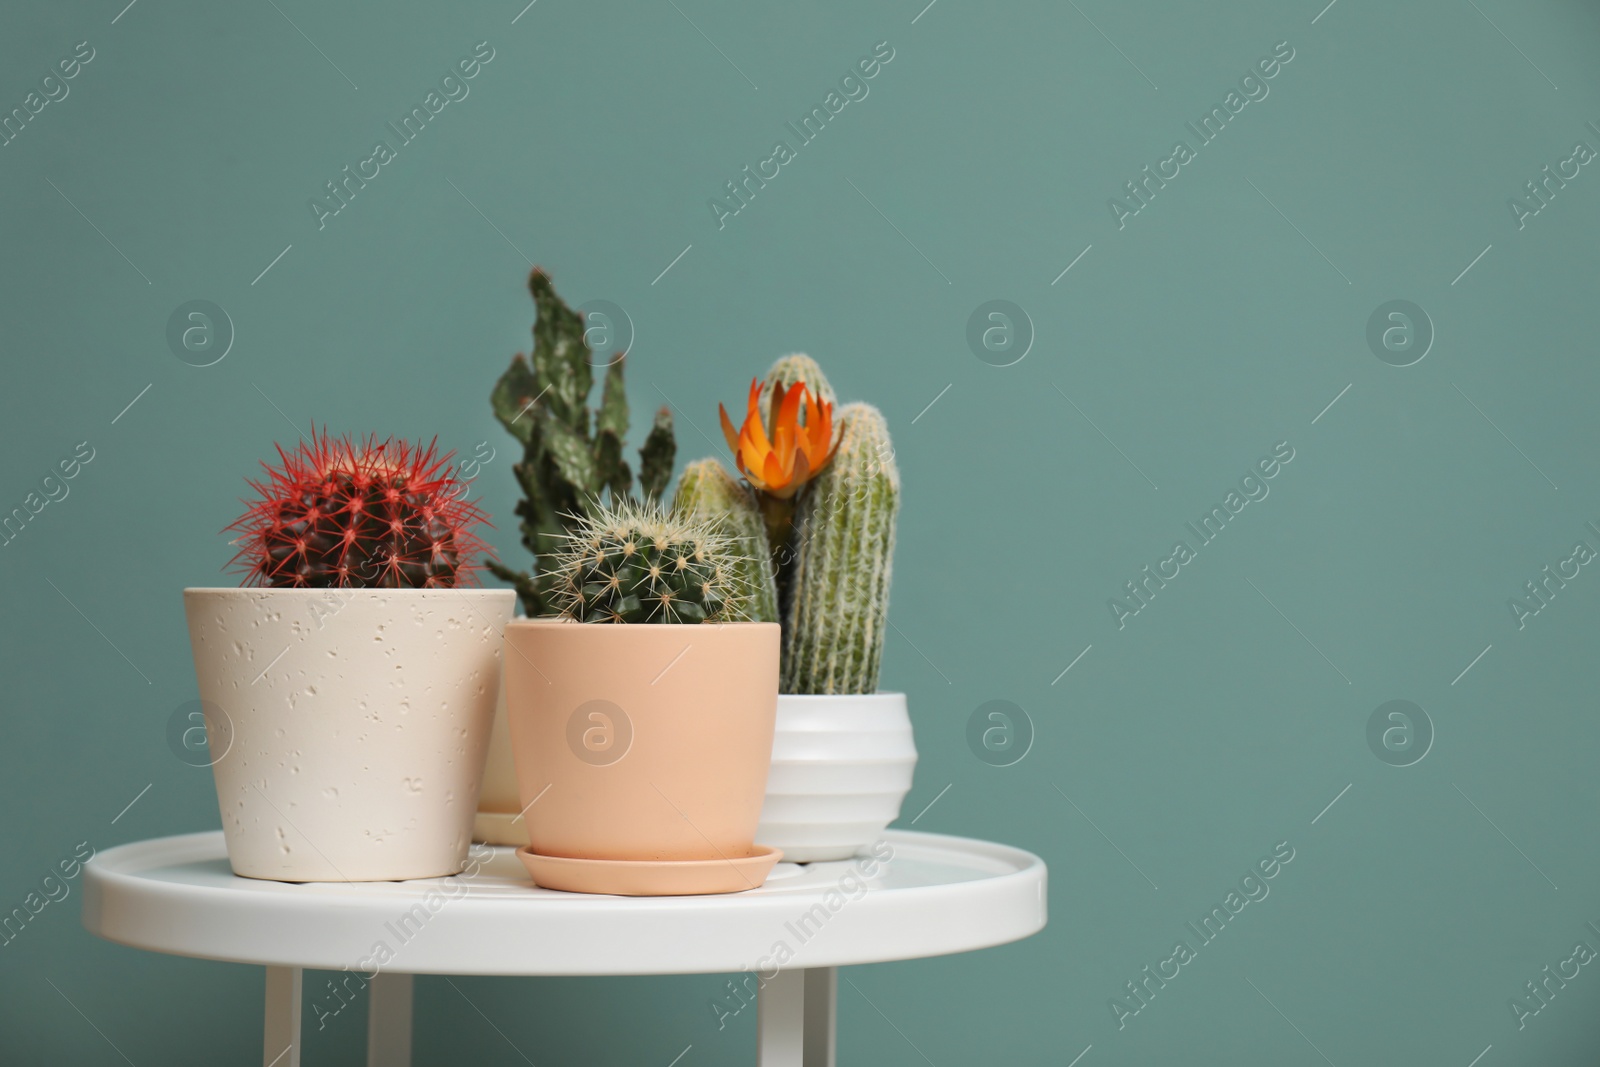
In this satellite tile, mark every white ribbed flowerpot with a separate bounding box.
[756,692,917,862]
[183,587,514,882]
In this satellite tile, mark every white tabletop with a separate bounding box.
[82,830,1046,976]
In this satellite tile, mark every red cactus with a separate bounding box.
[226,429,490,589]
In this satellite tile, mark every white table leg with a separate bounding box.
[757,968,805,1067]
[802,968,836,1067]
[264,965,301,1067]
[366,973,414,1067]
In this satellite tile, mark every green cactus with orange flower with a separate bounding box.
[685,353,898,694]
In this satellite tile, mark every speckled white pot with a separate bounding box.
[756,692,917,863]
[183,587,514,882]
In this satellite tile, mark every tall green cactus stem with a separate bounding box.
[674,458,779,624]
[781,403,899,695]
[488,268,677,617]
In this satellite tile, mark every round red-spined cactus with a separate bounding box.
[226,430,490,588]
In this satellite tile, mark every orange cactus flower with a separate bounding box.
[719,378,839,498]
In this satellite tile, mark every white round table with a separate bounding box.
[82,829,1046,1066]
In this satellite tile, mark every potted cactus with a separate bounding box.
[183,431,514,882]
[474,268,677,845]
[502,501,781,896]
[679,355,915,862]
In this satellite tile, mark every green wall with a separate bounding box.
[4,0,1600,1062]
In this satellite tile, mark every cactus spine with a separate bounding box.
[781,403,899,695]
[487,268,676,617]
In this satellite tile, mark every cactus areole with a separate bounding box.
[225,429,489,589]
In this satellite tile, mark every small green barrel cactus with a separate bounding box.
[553,501,749,624]
[781,403,899,694]
[673,458,779,623]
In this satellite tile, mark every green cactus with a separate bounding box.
[689,354,899,692]
[760,353,836,420]
[552,501,747,624]
[780,403,899,695]
[673,458,779,623]
[488,268,676,616]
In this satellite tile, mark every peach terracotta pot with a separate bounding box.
[502,619,780,891]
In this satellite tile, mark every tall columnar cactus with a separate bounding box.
[552,501,748,624]
[488,268,676,617]
[674,458,779,623]
[781,403,899,695]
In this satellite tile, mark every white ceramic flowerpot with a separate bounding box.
[183,587,514,882]
[756,692,917,863]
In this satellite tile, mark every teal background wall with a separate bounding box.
[4,0,1600,1062]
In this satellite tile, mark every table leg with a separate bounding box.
[757,968,805,1067]
[264,965,302,1067]
[366,973,414,1067]
[802,968,836,1067]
